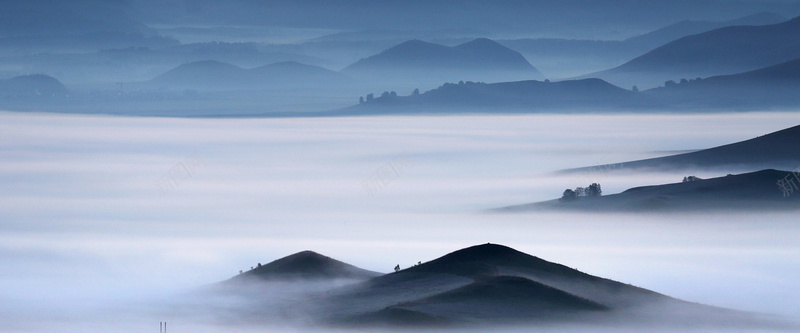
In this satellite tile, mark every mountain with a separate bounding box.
[646,57,800,109]
[343,38,543,86]
[624,12,786,50]
[0,74,68,97]
[321,243,761,327]
[594,16,800,88]
[342,79,655,114]
[503,169,800,212]
[229,250,381,281]
[210,243,788,328]
[147,60,351,90]
[565,124,800,173]
[501,12,786,79]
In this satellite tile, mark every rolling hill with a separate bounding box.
[147,60,351,90]
[343,38,543,86]
[565,123,800,173]
[646,57,800,109]
[229,250,380,281]
[341,78,655,114]
[594,15,800,88]
[502,169,800,212]
[0,74,68,97]
[501,12,786,78]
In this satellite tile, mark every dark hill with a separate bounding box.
[646,57,800,108]
[357,276,607,326]
[566,124,800,172]
[0,74,68,96]
[230,250,380,281]
[595,15,800,88]
[503,169,800,212]
[325,243,739,327]
[343,38,543,85]
[343,79,655,114]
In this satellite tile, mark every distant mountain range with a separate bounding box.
[594,15,800,88]
[502,12,787,78]
[343,38,544,86]
[501,169,800,212]
[566,124,800,173]
[146,60,351,90]
[214,243,781,328]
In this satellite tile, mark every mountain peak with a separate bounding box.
[232,250,380,281]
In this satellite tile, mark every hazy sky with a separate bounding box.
[1,111,799,332]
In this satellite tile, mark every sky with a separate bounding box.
[1,111,799,332]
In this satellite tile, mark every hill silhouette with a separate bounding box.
[646,57,800,109]
[343,38,543,85]
[320,243,762,327]
[500,12,786,79]
[147,60,350,90]
[624,12,786,51]
[211,243,788,329]
[230,250,380,281]
[0,74,68,96]
[503,169,800,212]
[594,15,800,88]
[343,78,655,114]
[566,124,800,172]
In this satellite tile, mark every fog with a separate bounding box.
[1,111,799,332]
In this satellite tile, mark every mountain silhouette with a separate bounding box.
[147,60,350,90]
[594,15,800,88]
[318,243,762,327]
[504,169,800,212]
[0,74,68,96]
[344,78,654,114]
[500,12,786,79]
[624,12,786,50]
[230,250,380,281]
[647,57,800,108]
[343,38,543,85]
[565,124,800,172]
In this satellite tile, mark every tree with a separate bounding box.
[390,91,397,97]
[586,183,602,197]
[632,85,639,92]
[560,189,577,202]
[412,88,419,96]
[257,263,262,267]
[366,93,374,102]
[359,96,364,104]
[574,187,585,197]
[665,80,677,88]
[683,176,701,182]
[394,264,400,272]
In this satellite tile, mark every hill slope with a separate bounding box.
[502,169,800,212]
[229,250,381,281]
[594,16,800,88]
[0,74,68,96]
[646,57,800,109]
[342,79,654,114]
[566,124,800,173]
